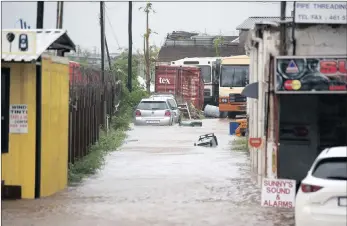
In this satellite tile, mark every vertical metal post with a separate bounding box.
[128,1,133,92]
[34,0,44,199]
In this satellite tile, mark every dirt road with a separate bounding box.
[2,119,294,226]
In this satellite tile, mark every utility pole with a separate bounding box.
[279,1,287,55]
[56,2,64,29]
[128,1,133,92]
[105,37,112,70]
[100,2,105,82]
[56,1,64,56]
[100,1,106,127]
[145,7,150,93]
[36,1,44,29]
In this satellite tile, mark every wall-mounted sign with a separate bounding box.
[275,56,347,94]
[249,137,263,149]
[295,2,347,24]
[1,31,36,55]
[9,104,28,134]
[261,178,296,208]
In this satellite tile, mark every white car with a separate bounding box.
[134,98,174,126]
[149,95,181,123]
[295,146,347,226]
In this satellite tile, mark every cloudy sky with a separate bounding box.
[2,1,294,53]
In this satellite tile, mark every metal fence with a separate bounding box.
[68,65,121,164]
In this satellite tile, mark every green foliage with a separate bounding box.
[68,50,149,185]
[213,36,224,57]
[68,128,126,184]
[230,137,248,152]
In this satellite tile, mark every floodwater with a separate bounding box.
[2,119,294,226]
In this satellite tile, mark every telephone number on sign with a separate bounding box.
[328,15,347,21]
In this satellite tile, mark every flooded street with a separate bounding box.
[2,119,294,226]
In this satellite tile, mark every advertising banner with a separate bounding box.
[294,2,347,24]
[275,56,347,94]
[261,178,296,208]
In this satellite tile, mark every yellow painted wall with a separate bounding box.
[40,55,69,197]
[1,63,36,199]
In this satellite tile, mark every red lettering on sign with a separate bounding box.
[263,200,293,208]
[329,85,347,91]
[320,60,347,75]
[266,187,291,194]
[264,180,294,188]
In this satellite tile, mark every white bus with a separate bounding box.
[170,57,221,106]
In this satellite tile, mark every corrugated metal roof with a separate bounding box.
[163,36,239,47]
[236,17,293,30]
[157,45,245,63]
[2,29,75,62]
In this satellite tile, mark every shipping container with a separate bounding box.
[155,65,204,110]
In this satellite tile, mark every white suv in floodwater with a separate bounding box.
[295,146,347,226]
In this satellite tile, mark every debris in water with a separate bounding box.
[194,133,218,147]
[179,121,202,127]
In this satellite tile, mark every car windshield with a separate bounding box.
[198,65,212,83]
[137,101,168,110]
[312,157,347,180]
[220,65,249,87]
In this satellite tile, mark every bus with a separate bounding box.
[171,57,221,107]
[218,55,250,118]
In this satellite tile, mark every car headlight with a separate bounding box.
[220,98,228,103]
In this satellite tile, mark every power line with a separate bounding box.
[104,5,121,49]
